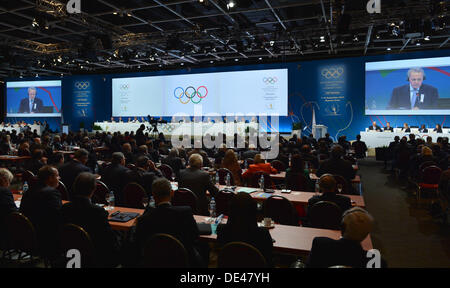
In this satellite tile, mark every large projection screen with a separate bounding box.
[6,80,62,117]
[365,56,450,115]
[112,69,288,117]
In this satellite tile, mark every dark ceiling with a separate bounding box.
[0,0,448,79]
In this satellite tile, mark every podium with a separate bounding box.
[313,125,327,140]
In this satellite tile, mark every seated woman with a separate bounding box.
[221,149,243,186]
[433,124,443,133]
[216,192,273,267]
[241,154,278,180]
[285,154,313,191]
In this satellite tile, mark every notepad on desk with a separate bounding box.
[236,187,258,194]
[253,192,274,199]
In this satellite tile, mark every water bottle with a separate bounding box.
[107,191,115,207]
[209,197,216,218]
[22,181,29,195]
[244,159,248,169]
[215,173,219,185]
[315,182,320,195]
[259,175,265,191]
[225,173,231,186]
[149,195,155,208]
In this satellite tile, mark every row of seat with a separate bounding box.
[1,211,267,268]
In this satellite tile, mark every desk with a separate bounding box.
[95,122,258,137]
[194,215,372,255]
[216,185,365,207]
[12,195,371,255]
[361,131,450,148]
[0,124,44,135]
[0,155,31,162]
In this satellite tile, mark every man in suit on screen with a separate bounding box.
[18,87,44,113]
[388,67,439,110]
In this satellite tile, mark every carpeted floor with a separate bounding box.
[359,157,450,268]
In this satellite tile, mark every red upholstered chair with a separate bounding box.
[270,160,286,172]
[123,182,146,209]
[218,242,267,268]
[308,201,343,230]
[159,164,174,181]
[2,212,38,263]
[249,171,275,189]
[172,188,199,214]
[417,165,442,203]
[142,234,189,268]
[57,180,69,201]
[60,224,96,268]
[262,195,299,226]
[93,180,109,205]
[217,168,235,186]
[215,189,236,216]
[333,174,350,194]
[285,172,309,191]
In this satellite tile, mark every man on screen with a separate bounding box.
[388,68,439,110]
[18,87,43,113]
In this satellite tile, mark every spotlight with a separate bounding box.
[258,57,262,60]
[227,0,235,9]
[235,58,239,62]
[424,35,430,41]
[386,47,391,51]
[320,36,325,43]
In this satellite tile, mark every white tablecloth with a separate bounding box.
[95,122,259,137]
[0,124,44,135]
[360,131,450,148]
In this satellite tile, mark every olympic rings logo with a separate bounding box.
[75,81,90,90]
[174,86,208,104]
[120,84,129,90]
[321,67,344,79]
[263,77,278,84]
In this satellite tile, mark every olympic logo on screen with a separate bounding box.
[173,86,208,104]
[263,77,278,84]
[321,67,344,79]
[120,84,130,90]
[74,81,90,90]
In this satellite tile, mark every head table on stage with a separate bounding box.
[361,129,450,148]
[94,121,259,137]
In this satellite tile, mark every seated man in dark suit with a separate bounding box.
[178,153,218,216]
[161,148,185,180]
[61,172,120,267]
[241,144,259,160]
[135,178,205,267]
[20,166,62,259]
[384,122,394,132]
[25,148,45,175]
[58,148,91,199]
[307,207,385,268]
[401,123,411,133]
[317,145,356,187]
[419,124,428,133]
[100,152,131,206]
[307,174,352,223]
[127,156,162,196]
[388,67,439,110]
[368,121,381,132]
